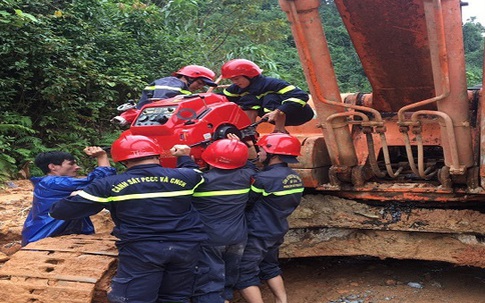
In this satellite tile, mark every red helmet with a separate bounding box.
[111,134,160,162]
[173,65,217,87]
[202,139,248,169]
[221,59,263,79]
[257,133,301,156]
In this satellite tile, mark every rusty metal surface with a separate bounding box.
[334,0,435,112]
[480,79,485,188]
[0,235,117,303]
[351,117,442,166]
[279,0,358,168]
[437,0,473,169]
[477,88,485,188]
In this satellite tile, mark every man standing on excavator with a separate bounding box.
[220,59,314,134]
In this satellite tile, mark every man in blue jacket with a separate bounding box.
[21,146,116,246]
[50,135,206,303]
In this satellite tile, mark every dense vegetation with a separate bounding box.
[0,0,484,179]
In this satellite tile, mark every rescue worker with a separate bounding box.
[191,137,257,303]
[137,65,218,109]
[221,59,314,133]
[49,135,206,303]
[21,147,115,246]
[235,133,304,303]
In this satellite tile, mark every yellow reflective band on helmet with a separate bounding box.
[250,185,304,196]
[193,188,250,197]
[282,97,306,106]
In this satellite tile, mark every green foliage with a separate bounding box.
[320,1,371,93]
[0,0,38,26]
[463,19,484,86]
[0,113,38,181]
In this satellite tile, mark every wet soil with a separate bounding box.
[234,257,485,303]
[1,180,484,303]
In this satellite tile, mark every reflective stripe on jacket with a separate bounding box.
[245,163,304,240]
[222,75,309,115]
[137,76,191,109]
[193,162,257,245]
[50,161,207,245]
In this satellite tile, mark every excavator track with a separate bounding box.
[0,234,118,303]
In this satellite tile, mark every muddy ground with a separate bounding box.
[1,180,484,303]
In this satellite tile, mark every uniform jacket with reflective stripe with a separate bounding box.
[246,163,304,240]
[192,162,257,245]
[22,166,116,246]
[222,75,309,114]
[137,76,191,109]
[50,160,206,245]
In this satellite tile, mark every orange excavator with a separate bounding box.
[0,0,483,302]
[275,0,485,268]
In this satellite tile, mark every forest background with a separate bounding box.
[0,0,484,180]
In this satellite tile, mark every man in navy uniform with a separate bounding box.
[50,135,206,303]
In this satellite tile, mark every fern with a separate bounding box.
[0,113,41,181]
